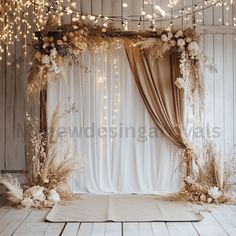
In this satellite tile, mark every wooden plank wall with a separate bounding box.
[0,0,235,171]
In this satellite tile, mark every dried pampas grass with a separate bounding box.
[167,142,236,204]
[27,64,48,95]
[0,175,23,203]
[48,101,65,145]
[40,145,82,190]
[2,103,82,208]
[196,142,221,188]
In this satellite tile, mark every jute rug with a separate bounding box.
[46,194,203,222]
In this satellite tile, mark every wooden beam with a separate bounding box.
[197,25,236,34]
[1,170,27,173]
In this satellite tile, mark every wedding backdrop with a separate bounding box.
[0,0,236,210]
[0,0,235,172]
[47,46,181,194]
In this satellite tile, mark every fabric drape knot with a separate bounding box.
[183,145,197,177]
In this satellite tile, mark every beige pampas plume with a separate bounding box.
[48,101,65,145]
[0,174,23,203]
[51,157,82,181]
[40,146,59,186]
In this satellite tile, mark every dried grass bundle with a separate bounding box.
[196,142,221,188]
[48,101,65,145]
[0,175,23,203]
[40,146,82,190]
[27,64,48,95]
[26,102,82,204]
[167,142,235,204]
[2,102,82,208]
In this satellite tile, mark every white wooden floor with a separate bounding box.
[1,195,236,236]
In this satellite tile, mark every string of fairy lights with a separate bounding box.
[0,0,235,62]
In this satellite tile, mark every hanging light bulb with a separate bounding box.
[168,0,178,8]
[89,15,96,21]
[122,3,128,7]
[141,10,146,16]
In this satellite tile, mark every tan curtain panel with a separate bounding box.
[125,45,195,175]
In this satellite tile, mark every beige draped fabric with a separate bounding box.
[125,45,194,175]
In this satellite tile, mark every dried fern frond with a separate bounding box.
[0,175,23,203]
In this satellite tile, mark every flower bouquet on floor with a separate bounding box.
[168,142,236,204]
[0,104,82,208]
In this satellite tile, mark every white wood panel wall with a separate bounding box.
[0,0,235,171]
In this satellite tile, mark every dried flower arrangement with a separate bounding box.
[27,22,207,110]
[168,142,236,204]
[0,105,82,208]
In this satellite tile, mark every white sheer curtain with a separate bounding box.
[47,46,182,194]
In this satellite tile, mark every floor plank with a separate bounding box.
[1,199,236,236]
[229,204,236,212]
[210,205,236,236]
[0,201,14,218]
[151,222,170,236]
[123,223,140,236]
[91,223,106,236]
[0,208,32,236]
[105,223,122,236]
[61,223,80,236]
[166,222,199,236]
[12,209,49,236]
[192,212,229,236]
[43,223,65,236]
[77,223,93,236]
[139,223,154,236]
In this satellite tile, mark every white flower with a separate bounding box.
[50,48,58,58]
[208,186,222,200]
[161,34,169,42]
[177,38,185,48]
[207,197,213,203]
[185,176,195,184]
[185,37,192,43]
[21,197,34,208]
[49,60,60,74]
[54,66,60,74]
[62,36,67,41]
[167,31,173,39]
[187,41,199,57]
[175,77,186,89]
[41,54,50,64]
[47,189,60,203]
[200,193,207,202]
[174,30,183,38]
[28,186,45,202]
